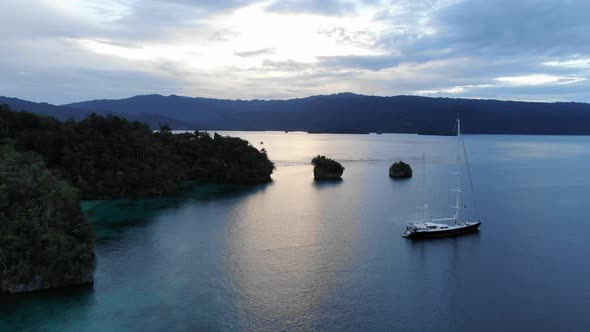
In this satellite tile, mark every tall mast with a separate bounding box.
[452,118,462,224]
[422,152,428,222]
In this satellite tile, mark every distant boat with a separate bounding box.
[403,119,481,239]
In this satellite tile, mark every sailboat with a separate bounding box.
[402,119,481,239]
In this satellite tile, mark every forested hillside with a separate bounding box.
[0,104,275,199]
[65,93,590,134]
[0,143,95,293]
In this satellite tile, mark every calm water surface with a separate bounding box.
[2,132,590,331]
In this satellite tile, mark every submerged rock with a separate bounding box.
[389,161,413,179]
[311,155,344,180]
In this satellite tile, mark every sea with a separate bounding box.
[1,132,590,331]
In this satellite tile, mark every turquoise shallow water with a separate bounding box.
[2,132,590,331]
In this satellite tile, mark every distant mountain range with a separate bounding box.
[0,96,195,129]
[3,93,590,134]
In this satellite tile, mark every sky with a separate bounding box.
[1,0,589,104]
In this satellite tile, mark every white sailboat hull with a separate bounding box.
[403,221,481,238]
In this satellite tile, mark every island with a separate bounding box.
[0,104,275,292]
[0,143,95,293]
[0,104,275,200]
[389,161,413,179]
[311,155,345,180]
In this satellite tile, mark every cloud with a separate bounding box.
[362,0,590,100]
[261,59,313,72]
[209,28,241,42]
[0,1,98,41]
[544,58,590,69]
[0,65,180,105]
[235,48,276,57]
[266,0,356,16]
[317,27,377,49]
[406,0,590,58]
[319,54,400,70]
[1,0,590,103]
[496,75,586,86]
[156,0,256,12]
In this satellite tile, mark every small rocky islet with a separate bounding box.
[389,161,413,179]
[311,155,345,180]
[308,156,414,181]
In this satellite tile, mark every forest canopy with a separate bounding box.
[0,104,275,199]
[0,143,95,292]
